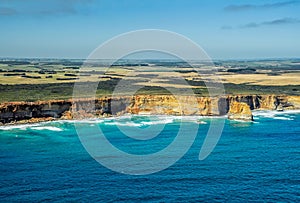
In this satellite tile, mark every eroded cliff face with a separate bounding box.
[228,101,253,121]
[0,95,299,124]
[0,100,72,124]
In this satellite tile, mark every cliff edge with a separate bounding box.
[0,95,299,124]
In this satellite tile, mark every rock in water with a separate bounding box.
[228,101,253,121]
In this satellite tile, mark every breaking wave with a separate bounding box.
[0,124,39,131]
[30,126,63,131]
[252,110,300,121]
[273,117,294,121]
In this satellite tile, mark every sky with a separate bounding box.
[0,0,299,59]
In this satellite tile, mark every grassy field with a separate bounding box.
[0,59,299,102]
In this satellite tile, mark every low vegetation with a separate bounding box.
[0,59,299,102]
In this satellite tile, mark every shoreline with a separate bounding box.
[1,94,300,126]
[0,102,300,127]
[0,95,300,125]
[1,109,300,127]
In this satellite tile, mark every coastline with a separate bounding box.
[1,94,300,126]
[1,109,300,130]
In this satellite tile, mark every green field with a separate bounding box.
[0,59,299,102]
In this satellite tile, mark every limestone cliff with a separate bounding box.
[0,95,299,124]
[228,101,253,121]
[0,100,71,124]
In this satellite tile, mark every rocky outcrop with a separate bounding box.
[0,100,72,124]
[227,95,298,110]
[228,101,253,121]
[0,95,299,124]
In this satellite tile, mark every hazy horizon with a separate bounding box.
[0,57,299,61]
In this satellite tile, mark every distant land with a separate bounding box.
[0,58,299,102]
[0,58,300,124]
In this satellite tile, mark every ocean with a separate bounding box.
[1,111,300,202]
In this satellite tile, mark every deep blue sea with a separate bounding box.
[1,110,300,202]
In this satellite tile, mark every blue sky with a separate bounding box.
[0,0,299,59]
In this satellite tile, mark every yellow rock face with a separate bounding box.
[286,96,300,109]
[228,101,253,121]
[1,94,300,124]
[61,111,72,120]
[127,95,200,115]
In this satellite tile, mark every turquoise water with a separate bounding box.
[1,111,300,202]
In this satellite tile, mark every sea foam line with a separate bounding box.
[30,126,63,131]
[273,117,294,121]
[252,109,300,117]
[0,115,222,131]
[0,123,40,131]
[0,122,63,132]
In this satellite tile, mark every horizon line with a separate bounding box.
[0,57,299,61]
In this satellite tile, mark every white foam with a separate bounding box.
[104,115,133,121]
[102,115,211,127]
[273,117,293,121]
[30,126,63,131]
[0,123,39,131]
[252,111,276,118]
[252,110,299,121]
[79,119,104,124]
[230,119,253,123]
[253,110,300,117]
[105,121,143,127]
[104,115,176,127]
[53,115,226,126]
[140,118,174,125]
[56,115,219,127]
